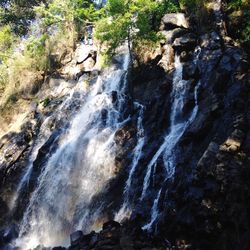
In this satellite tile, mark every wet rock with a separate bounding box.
[101,109,108,125]
[2,224,19,244]
[70,230,83,246]
[0,197,8,219]
[197,142,220,167]
[103,220,121,231]
[2,243,15,250]
[111,91,118,103]
[182,62,199,80]
[115,126,135,145]
[184,112,213,140]
[89,232,99,248]
[180,51,190,62]
[160,13,189,30]
[200,32,221,50]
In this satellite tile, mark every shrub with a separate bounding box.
[226,0,250,45]
[0,25,16,62]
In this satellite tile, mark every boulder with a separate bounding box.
[75,44,96,64]
[173,33,197,51]
[160,13,189,30]
[79,57,96,72]
[158,44,174,71]
[159,28,188,44]
[102,221,121,230]
[180,51,191,62]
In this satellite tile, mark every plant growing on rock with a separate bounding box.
[225,0,250,50]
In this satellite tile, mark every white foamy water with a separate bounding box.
[15,54,130,249]
[115,102,145,222]
[141,54,201,229]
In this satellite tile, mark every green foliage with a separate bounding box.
[35,0,101,39]
[0,0,103,109]
[95,0,179,58]
[25,34,49,70]
[226,0,250,44]
[0,0,45,35]
[179,0,198,10]
[0,25,16,62]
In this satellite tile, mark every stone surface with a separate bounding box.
[70,230,83,246]
[173,33,197,51]
[160,13,189,30]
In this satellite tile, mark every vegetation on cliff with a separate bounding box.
[94,0,179,59]
[0,0,249,128]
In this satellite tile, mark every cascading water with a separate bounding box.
[142,188,162,230]
[115,102,145,222]
[141,53,201,230]
[10,80,86,211]
[15,52,130,249]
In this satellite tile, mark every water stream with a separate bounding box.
[115,102,145,222]
[141,54,201,229]
[15,53,130,249]
[11,45,203,248]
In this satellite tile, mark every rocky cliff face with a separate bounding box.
[0,4,249,250]
[127,10,250,250]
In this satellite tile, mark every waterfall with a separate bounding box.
[115,102,145,222]
[15,53,130,249]
[141,54,201,229]
[10,80,85,211]
[142,188,162,231]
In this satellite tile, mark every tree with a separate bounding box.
[0,0,46,35]
[35,0,101,45]
[95,0,179,59]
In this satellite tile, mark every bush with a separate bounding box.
[0,25,16,62]
[226,0,250,45]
